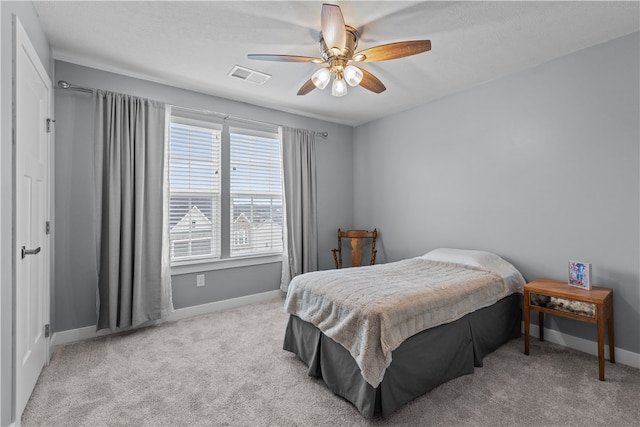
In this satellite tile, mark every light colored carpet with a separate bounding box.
[22,297,640,426]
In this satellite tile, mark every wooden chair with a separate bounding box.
[331,229,377,269]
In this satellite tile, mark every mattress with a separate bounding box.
[284,248,525,387]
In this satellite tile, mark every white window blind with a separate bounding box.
[169,122,221,261]
[229,128,283,257]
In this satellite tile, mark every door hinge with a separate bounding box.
[45,221,51,235]
[46,118,55,133]
[44,324,50,338]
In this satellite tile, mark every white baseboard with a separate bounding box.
[51,299,640,371]
[524,323,640,370]
[51,289,284,348]
[165,289,283,322]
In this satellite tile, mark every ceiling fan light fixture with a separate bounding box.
[332,74,347,97]
[344,65,363,87]
[312,67,331,90]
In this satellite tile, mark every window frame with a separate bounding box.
[228,126,284,258]
[167,109,284,273]
[168,116,222,265]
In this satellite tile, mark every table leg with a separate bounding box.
[524,303,530,355]
[597,314,605,381]
[538,312,544,342]
[608,308,615,364]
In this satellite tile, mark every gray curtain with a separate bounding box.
[93,90,172,331]
[280,127,318,292]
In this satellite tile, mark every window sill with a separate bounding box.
[170,254,283,275]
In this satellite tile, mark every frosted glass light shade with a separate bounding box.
[332,77,347,97]
[311,68,331,90]
[344,65,363,87]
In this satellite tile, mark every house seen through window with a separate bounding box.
[168,110,283,264]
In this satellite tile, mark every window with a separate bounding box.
[229,128,283,257]
[168,109,283,265]
[168,121,221,261]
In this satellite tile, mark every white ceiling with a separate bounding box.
[33,1,639,126]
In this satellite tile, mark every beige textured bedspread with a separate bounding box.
[284,258,509,387]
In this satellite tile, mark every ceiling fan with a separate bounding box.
[247,3,432,97]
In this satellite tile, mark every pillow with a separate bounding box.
[420,248,498,267]
[420,248,525,293]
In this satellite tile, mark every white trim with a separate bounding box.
[166,289,283,322]
[524,323,640,370]
[50,290,283,348]
[51,300,640,371]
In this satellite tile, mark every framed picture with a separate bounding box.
[568,261,592,290]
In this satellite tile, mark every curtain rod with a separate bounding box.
[56,80,329,138]
[170,104,328,139]
[57,80,93,93]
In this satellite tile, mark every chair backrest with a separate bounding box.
[332,228,377,269]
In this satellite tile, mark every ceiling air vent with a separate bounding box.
[228,65,271,85]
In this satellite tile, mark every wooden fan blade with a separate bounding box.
[248,54,324,63]
[297,79,317,96]
[321,3,346,53]
[359,68,386,94]
[354,40,431,62]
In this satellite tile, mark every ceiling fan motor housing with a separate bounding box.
[319,25,359,68]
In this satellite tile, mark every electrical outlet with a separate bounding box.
[196,274,205,287]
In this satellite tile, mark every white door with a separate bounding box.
[14,18,51,420]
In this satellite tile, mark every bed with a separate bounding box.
[283,248,525,417]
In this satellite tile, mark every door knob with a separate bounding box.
[21,246,41,259]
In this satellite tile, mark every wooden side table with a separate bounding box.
[523,278,614,381]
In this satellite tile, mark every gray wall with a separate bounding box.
[353,32,640,353]
[0,2,53,424]
[53,60,354,332]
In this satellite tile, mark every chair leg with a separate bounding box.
[332,249,340,269]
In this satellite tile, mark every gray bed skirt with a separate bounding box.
[283,293,522,417]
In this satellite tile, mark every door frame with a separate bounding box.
[12,16,52,422]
